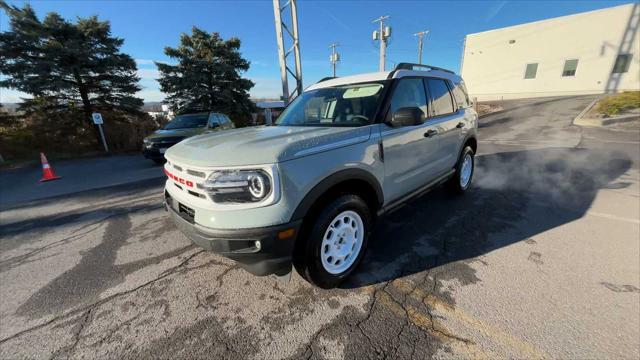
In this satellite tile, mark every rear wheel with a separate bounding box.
[295,194,371,288]
[447,146,475,194]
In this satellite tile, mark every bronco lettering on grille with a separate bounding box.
[164,168,194,188]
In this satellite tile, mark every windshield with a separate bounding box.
[163,114,208,130]
[276,82,384,127]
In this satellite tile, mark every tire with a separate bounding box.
[446,146,475,194]
[294,194,372,288]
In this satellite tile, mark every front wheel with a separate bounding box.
[295,195,371,288]
[446,146,475,194]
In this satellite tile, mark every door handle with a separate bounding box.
[424,129,438,138]
[456,122,465,129]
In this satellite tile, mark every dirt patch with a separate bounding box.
[477,103,504,117]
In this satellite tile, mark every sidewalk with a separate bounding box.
[0,154,164,208]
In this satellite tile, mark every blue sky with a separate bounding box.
[0,0,633,103]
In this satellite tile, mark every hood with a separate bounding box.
[165,125,372,167]
[145,127,204,141]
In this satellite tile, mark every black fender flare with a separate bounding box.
[459,134,477,158]
[290,168,384,221]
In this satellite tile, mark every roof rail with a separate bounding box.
[317,76,337,83]
[394,62,455,74]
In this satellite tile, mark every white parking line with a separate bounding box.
[586,211,640,224]
[581,137,640,144]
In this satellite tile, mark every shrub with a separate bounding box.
[0,110,159,162]
[596,91,640,116]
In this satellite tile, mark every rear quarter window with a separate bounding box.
[450,80,471,109]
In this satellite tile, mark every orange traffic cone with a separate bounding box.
[39,152,61,182]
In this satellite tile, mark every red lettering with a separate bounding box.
[164,168,194,188]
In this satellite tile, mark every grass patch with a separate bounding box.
[595,91,640,116]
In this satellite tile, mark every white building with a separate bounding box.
[461,3,640,101]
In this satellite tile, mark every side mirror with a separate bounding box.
[390,107,424,127]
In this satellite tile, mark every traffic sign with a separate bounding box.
[91,113,108,152]
[92,113,103,125]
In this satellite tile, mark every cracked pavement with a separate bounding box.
[1,96,639,359]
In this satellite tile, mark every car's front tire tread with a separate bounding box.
[294,194,371,289]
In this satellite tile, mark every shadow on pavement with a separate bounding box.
[346,147,632,292]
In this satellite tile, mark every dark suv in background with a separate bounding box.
[143,112,235,164]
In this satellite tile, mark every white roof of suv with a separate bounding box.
[307,67,461,91]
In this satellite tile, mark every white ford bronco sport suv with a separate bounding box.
[163,63,478,288]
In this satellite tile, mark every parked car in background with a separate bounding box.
[143,112,235,164]
[163,63,477,288]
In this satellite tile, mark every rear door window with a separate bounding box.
[209,114,221,127]
[426,78,455,116]
[387,78,428,120]
[221,115,233,127]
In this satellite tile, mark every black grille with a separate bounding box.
[178,203,195,223]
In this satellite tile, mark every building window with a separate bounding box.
[562,59,579,77]
[524,63,538,79]
[612,54,632,74]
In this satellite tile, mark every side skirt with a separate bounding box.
[377,169,455,217]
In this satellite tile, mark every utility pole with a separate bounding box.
[273,0,303,104]
[329,43,340,77]
[372,16,391,71]
[414,30,430,64]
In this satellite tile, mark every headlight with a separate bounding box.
[203,169,273,204]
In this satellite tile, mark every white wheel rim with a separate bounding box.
[460,153,473,188]
[320,210,364,275]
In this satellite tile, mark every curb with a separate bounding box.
[573,98,639,127]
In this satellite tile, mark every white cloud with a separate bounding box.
[485,1,508,22]
[137,68,160,80]
[2,74,282,103]
[249,77,282,99]
[251,60,277,68]
[0,88,31,103]
[320,9,352,32]
[135,59,156,65]
[136,88,165,102]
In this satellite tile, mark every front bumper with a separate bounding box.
[165,191,301,276]
[142,146,171,160]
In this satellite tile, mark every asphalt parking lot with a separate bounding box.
[1,95,638,359]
